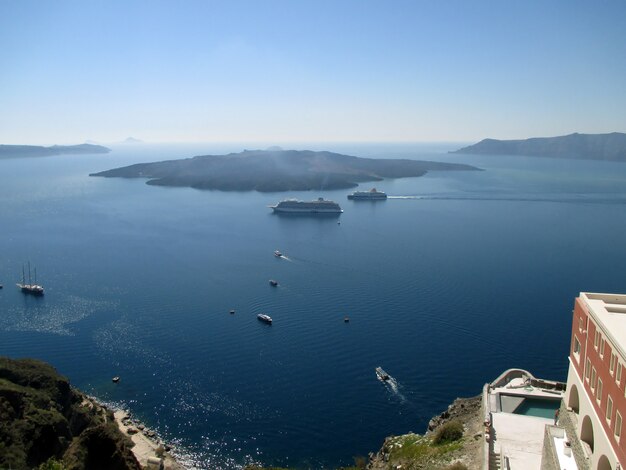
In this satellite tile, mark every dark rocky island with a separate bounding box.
[90,149,479,192]
[452,132,626,162]
[0,357,140,470]
[0,143,111,159]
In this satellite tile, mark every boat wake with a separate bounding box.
[274,250,293,262]
[388,195,626,205]
[376,367,407,402]
[384,377,408,402]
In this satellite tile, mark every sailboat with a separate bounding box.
[16,262,44,296]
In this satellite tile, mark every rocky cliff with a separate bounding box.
[0,357,140,470]
[366,396,483,470]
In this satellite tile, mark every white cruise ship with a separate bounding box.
[347,188,387,200]
[269,197,343,213]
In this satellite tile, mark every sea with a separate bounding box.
[1,142,626,469]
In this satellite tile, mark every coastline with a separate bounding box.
[82,392,186,470]
[104,394,481,470]
[112,409,185,470]
[366,395,483,470]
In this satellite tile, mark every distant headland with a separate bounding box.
[452,132,626,162]
[90,149,479,192]
[0,143,111,159]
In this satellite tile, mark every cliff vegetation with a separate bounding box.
[366,396,482,470]
[0,357,140,470]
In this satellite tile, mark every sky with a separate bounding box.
[1,0,625,145]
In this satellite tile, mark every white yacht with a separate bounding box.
[269,198,343,213]
[375,366,390,381]
[257,313,273,324]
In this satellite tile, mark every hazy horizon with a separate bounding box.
[3,138,477,147]
[5,134,624,148]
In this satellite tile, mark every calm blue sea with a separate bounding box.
[1,143,626,469]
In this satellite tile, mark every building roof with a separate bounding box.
[581,292,626,360]
[488,369,566,469]
[492,413,552,469]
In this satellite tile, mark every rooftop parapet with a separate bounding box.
[489,368,535,389]
[580,292,626,360]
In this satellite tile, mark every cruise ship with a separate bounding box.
[269,197,343,213]
[347,188,387,200]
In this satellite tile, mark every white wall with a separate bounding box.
[566,359,620,470]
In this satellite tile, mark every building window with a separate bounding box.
[579,317,583,331]
[586,358,591,381]
[573,337,581,361]
[607,396,613,423]
[592,367,597,390]
[616,411,622,442]
[597,378,603,404]
[595,330,600,349]
[618,362,623,385]
[600,338,606,358]
[611,353,617,375]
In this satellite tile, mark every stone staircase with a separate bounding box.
[489,451,501,469]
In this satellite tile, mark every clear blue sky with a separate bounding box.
[1,0,625,144]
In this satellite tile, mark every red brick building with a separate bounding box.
[566,292,626,470]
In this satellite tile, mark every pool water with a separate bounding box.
[513,398,560,419]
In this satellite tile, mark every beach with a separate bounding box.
[114,410,185,470]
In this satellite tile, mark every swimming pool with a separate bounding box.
[513,397,560,419]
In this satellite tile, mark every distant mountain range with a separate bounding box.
[0,143,110,159]
[452,132,626,161]
[91,149,480,192]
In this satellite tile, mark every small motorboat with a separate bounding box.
[257,313,273,324]
[344,316,350,322]
[274,250,282,257]
[229,309,235,314]
[112,376,120,383]
[375,367,390,382]
[269,279,278,286]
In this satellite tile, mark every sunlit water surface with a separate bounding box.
[1,142,626,468]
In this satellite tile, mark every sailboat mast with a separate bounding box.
[34,268,37,285]
[22,264,25,285]
[28,261,32,285]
